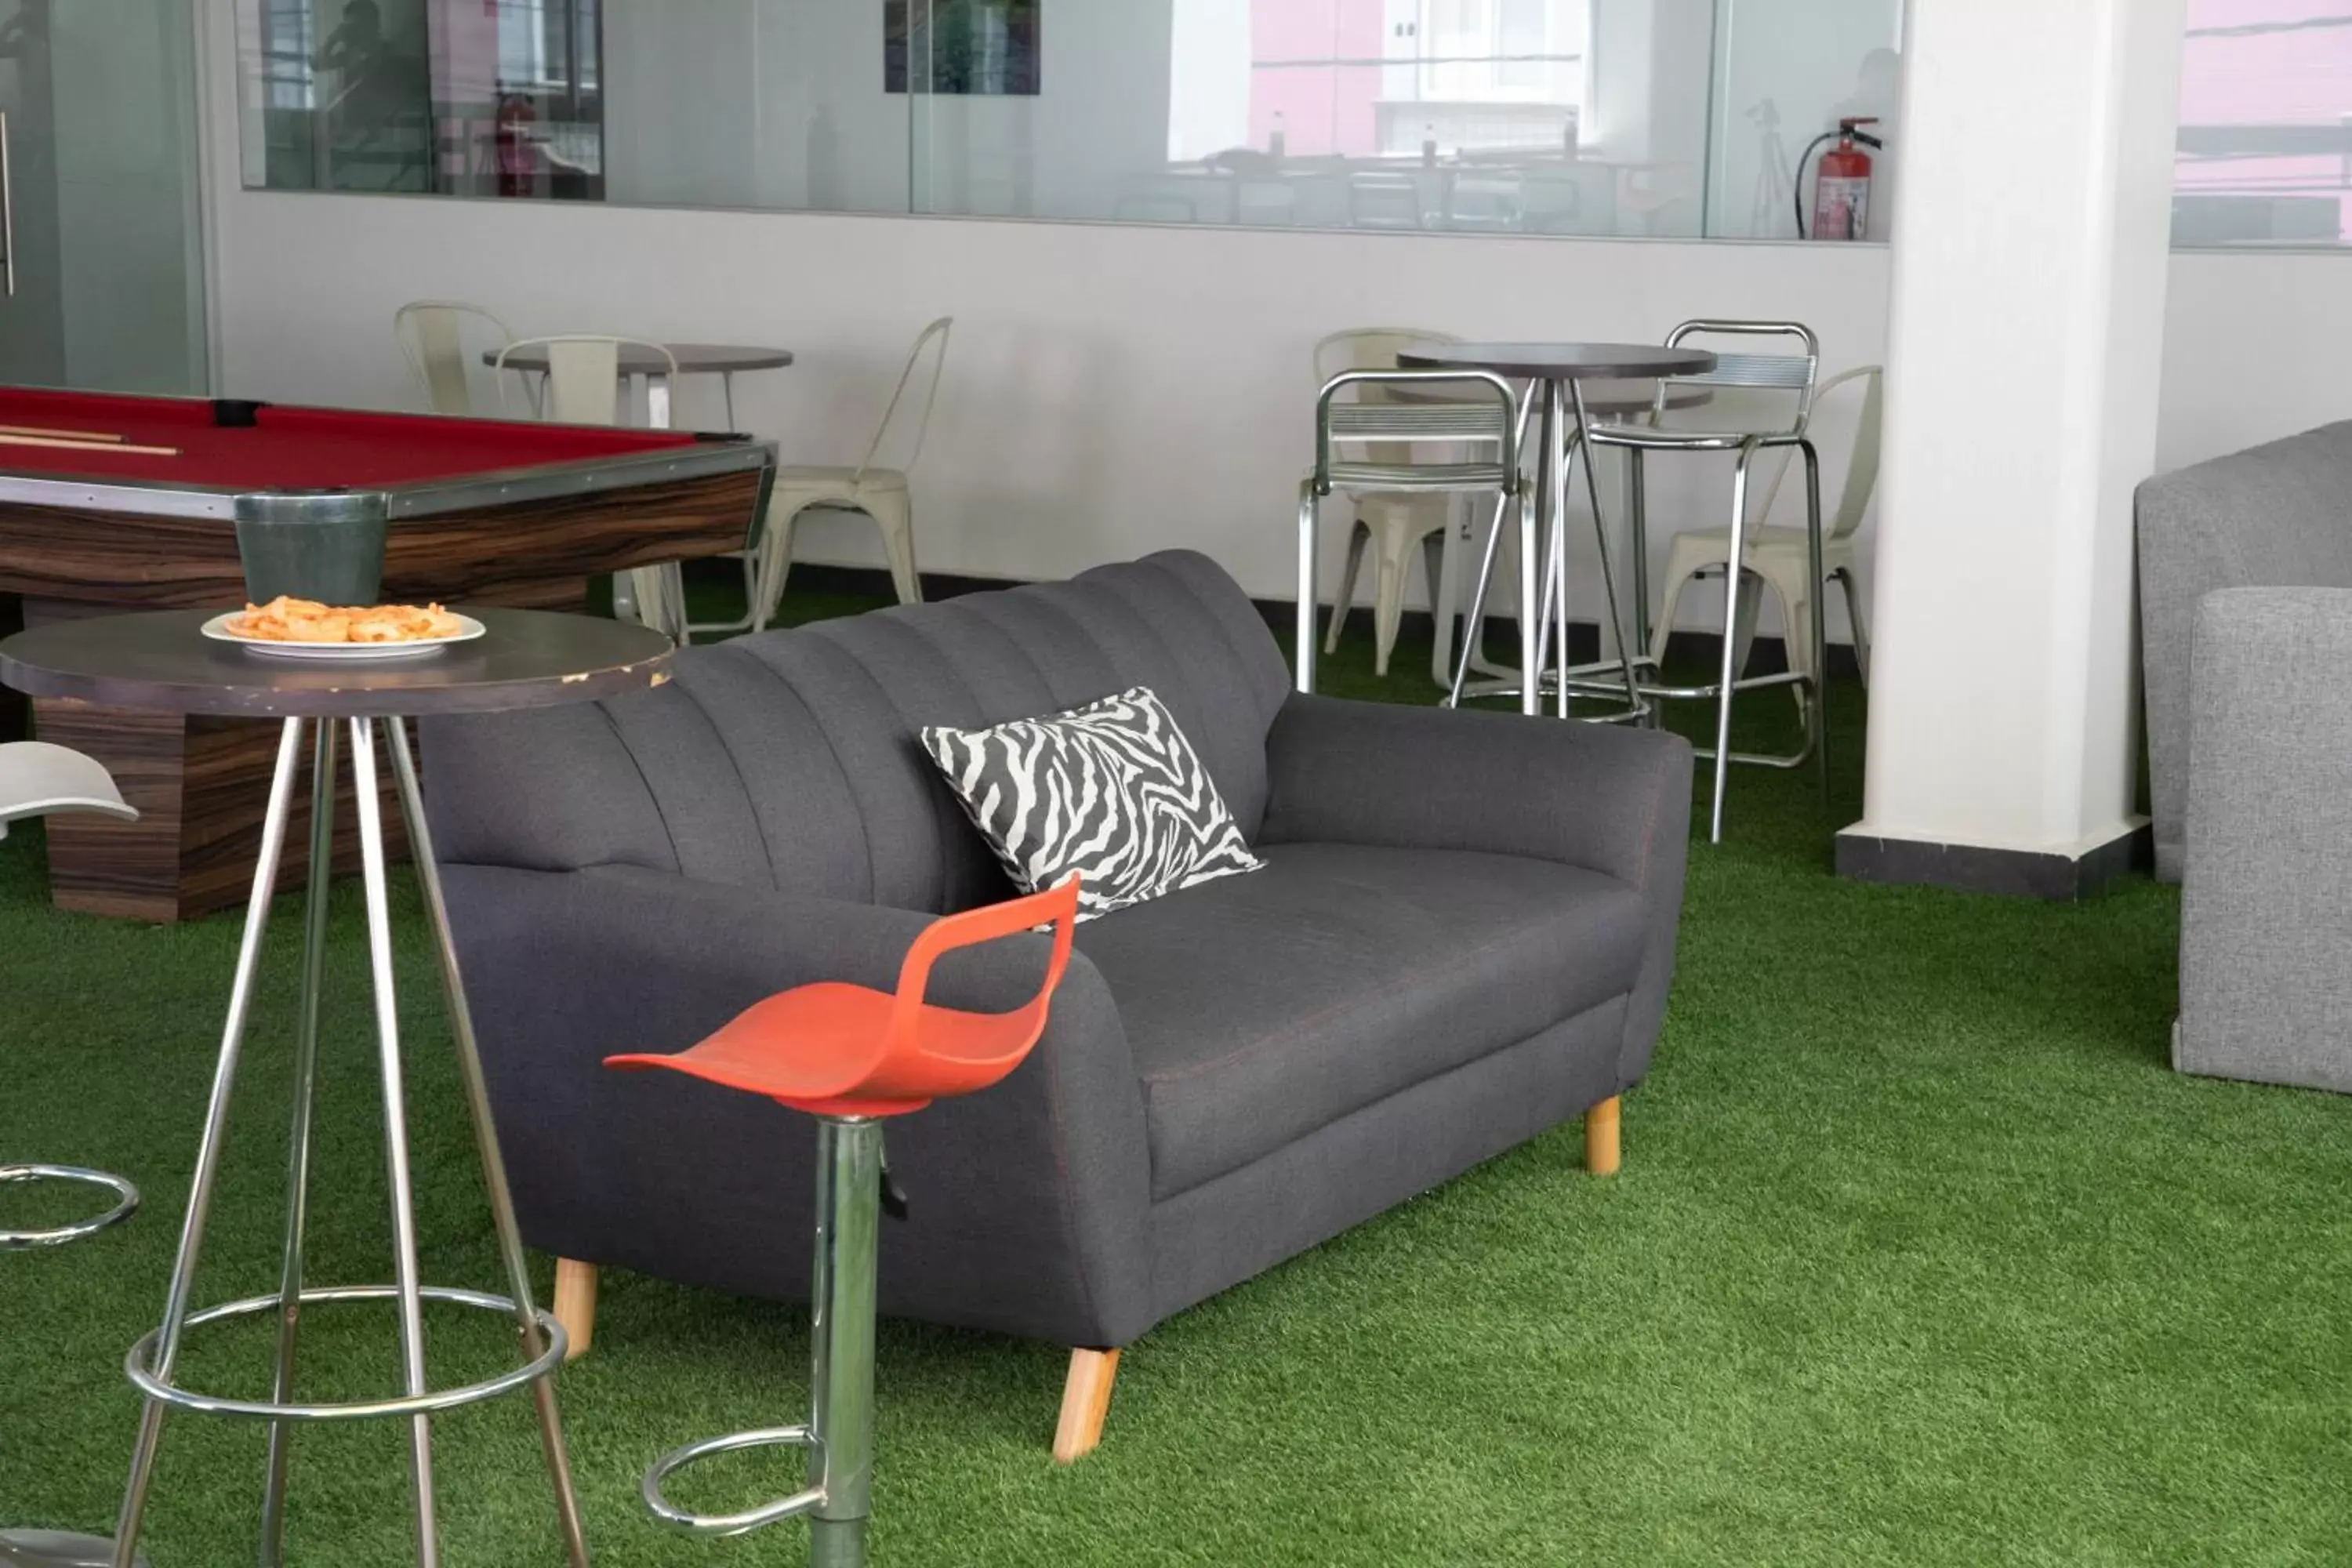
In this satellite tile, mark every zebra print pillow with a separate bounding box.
[920,686,1263,922]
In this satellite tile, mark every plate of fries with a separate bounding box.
[204,597,485,660]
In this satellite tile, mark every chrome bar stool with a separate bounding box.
[1296,366,1521,696]
[0,746,145,1568]
[0,744,141,1252]
[608,878,1082,1568]
[1587,320,1829,841]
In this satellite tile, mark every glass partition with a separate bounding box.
[234,0,1915,243]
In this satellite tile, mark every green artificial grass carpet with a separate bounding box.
[3,583,2348,1567]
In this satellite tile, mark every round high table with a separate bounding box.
[1399,343,1715,719]
[487,341,794,430]
[1392,377,1712,691]
[0,608,673,1568]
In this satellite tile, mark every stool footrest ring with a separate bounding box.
[0,1164,139,1251]
[643,1426,826,1537]
[124,1284,566,1421]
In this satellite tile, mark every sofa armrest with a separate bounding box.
[1261,693,1692,887]
[1260,693,1692,1085]
[440,862,1158,1347]
[2178,588,2352,1091]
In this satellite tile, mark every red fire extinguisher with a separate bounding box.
[1804,117,1882,241]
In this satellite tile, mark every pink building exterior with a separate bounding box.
[1248,0,1387,158]
[2176,0,2352,238]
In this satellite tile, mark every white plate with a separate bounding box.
[201,611,487,661]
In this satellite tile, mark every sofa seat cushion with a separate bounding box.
[1073,841,1646,1200]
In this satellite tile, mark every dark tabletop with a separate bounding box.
[488,343,796,376]
[1399,342,1718,380]
[1389,376,1713,419]
[0,608,674,718]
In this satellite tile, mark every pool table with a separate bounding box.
[0,387,775,920]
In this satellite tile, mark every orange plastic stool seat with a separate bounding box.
[608,876,1077,1115]
[604,877,1080,1567]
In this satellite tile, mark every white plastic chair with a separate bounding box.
[394,301,514,416]
[1312,328,1484,681]
[1650,364,1883,690]
[0,742,140,1250]
[496,335,690,641]
[746,318,952,631]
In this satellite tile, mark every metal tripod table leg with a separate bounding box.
[100,717,589,1568]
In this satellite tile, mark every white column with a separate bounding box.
[1838,0,2185,895]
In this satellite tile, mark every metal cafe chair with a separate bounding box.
[497,334,691,642]
[1296,363,1521,696]
[1311,328,1469,681]
[744,317,953,633]
[605,877,1082,1568]
[394,299,514,416]
[0,743,143,1568]
[1648,365,1884,694]
[1586,319,1826,843]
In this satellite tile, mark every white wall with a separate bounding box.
[202,189,1893,634]
[2158,249,2352,468]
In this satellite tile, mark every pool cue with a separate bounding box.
[0,432,178,456]
[0,423,126,443]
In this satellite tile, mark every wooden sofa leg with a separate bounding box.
[553,1259,598,1361]
[1053,1348,1120,1464]
[1585,1096,1621,1177]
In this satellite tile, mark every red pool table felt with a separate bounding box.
[0,387,702,492]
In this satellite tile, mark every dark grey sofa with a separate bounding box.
[423,550,1691,1457]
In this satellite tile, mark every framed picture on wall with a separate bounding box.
[885,0,1040,96]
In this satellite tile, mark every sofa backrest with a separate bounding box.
[2136,421,2352,880]
[423,550,1291,913]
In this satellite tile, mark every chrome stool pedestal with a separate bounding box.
[3,949,141,1568]
[641,1117,882,1568]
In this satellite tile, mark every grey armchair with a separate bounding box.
[2136,420,2352,881]
[423,550,1691,1459]
[2138,424,2352,1092]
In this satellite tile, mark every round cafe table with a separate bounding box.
[1392,376,1712,692]
[488,341,794,430]
[0,608,670,1568]
[1399,342,1715,720]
